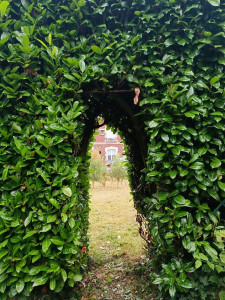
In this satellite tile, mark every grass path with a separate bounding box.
[88,180,145,263]
[78,181,152,300]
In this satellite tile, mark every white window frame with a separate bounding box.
[105,147,118,162]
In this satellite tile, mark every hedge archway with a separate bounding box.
[79,90,151,210]
[1,0,225,298]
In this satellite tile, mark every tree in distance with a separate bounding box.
[89,149,107,187]
[110,155,127,186]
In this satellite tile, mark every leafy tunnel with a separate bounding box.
[78,89,154,212]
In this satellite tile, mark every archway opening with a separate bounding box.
[78,89,154,212]
[88,123,145,262]
[77,90,153,297]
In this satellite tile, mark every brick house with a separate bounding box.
[91,125,125,164]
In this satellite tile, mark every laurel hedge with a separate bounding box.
[1,0,225,298]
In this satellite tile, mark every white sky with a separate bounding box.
[106,129,116,139]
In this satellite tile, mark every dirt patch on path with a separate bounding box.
[79,256,153,300]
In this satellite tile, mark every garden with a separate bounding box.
[1,0,225,299]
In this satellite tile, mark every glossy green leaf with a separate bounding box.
[61,269,67,282]
[62,187,72,197]
[50,278,56,290]
[207,261,215,270]
[158,192,169,201]
[37,38,48,49]
[23,231,37,240]
[51,236,65,246]
[91,45,101,54]
[207,0,220,6]
[208,171,218,182]
[47,215,57,223]
[204,244,218,258]
[19,36,31,54]
[208,189,220,201]
[210,158,221,168]
[41,224,51,232]
[179,279,192,289]
[147,171,160,177]
[33,277,48,287]
[165,232,175,239]
[174,211,188,218]
[198,148,207,156]
[0,250,8,259]
[169,170,177,179]
[69,217,75,228]
[16,280,25,293]
[0,1,9,17]
[208,211,218,224]
[2,168,8,181]
[218,181,225,191]
[30,266,49,277]
[79,60,85,73]
[61,213,68,223]
[49,198,60,209]
[199,253,208,261]
[24,212,33,227]
[74,274,82,282]
[210,76,220,86]
[173,195,185,205]
[48,33,52,46]
[161,133,169,142]
[42,238,51,253]
[169,285,176,298]
[195,260,202,269]
[148,120,158,128]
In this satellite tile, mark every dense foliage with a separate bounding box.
[1,0,225,298]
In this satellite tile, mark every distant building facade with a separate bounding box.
[92,125,125,164]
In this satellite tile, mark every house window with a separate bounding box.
[107,149,116,161]
[100,130,104,135]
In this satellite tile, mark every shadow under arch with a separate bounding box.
[78,89,156,212]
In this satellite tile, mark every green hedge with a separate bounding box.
[0,0,225,298]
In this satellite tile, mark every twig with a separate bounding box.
[81,89,134,94]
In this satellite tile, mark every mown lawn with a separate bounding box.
[88,180,146,264]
